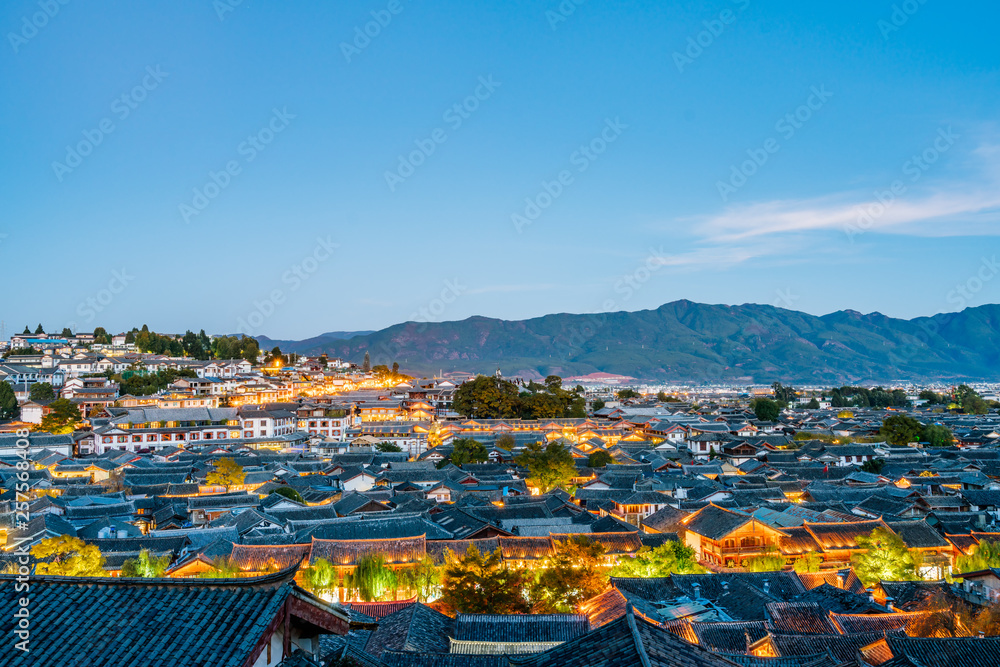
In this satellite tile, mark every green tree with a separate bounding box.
[198,557,242,578]
[772,382,798,404]
[205,458,246,491]
[530,536,608,613]
[522,391,564,419]
[440,544,530,614]
[922,424,954,447]
[36,398,82,434]
[29,382,55,401]
[453,375,523,419]
[516,441,578,493]
[592,398,606,411]
[301,558,337,596]
[21,325,30,335]
[587,450,613,468]
[918,389,944,404]
[805,398,821,410]
[880,414,924,446]
[32,536,105,576]
[852,527,921,587]
[617,388,640,400]
[955,385,989,415]
[60,327,73,338]
[860,458,886,474]
[34,323,44,335]
[743,554,785,572]
[120,549,171,578]
[495,433,516,451]
[609,541,705,577]
[375,441,402,453]
[956,539,1000,574]
[792,552,823,573]
[92,327,110,344]
[400,555,441,603]
[362,351,371,373]
[0,382,18,420]
[656,391,669,402]
[347,554,398,602]
[750,398,781,422]
[449,438,489,466]
[272,487,305,504]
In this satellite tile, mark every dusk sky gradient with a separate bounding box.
[2,0,999,339]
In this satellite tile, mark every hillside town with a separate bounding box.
[3,329,1000,665]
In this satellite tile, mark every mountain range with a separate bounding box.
[258,301,1000,383]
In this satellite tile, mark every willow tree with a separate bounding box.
[956,539,1000,574]
[347,554,397,602]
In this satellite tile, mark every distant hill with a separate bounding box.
[266,301,1000,383]
[256,330,374,352]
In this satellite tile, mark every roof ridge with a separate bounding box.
[624,604,653,667]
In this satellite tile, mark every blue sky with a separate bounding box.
[2,0,998,339]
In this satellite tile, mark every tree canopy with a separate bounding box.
[0,382,18,420]
[516,441,578,493]
[32,536,105,577]
[271,487,305,504]
[205,458,245,491]
[121,549,171,578]
[530,536,608,613]
[36,398,82,434]
[879,414,924,446]
[448,438,489,466]
[609,541,705,577]
[347,554,398,602]
[440,544,530,614]
[750,397,780,422]
[28,382,55,401]
[852,527,921,586]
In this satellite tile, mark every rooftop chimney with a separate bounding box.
[763,580,770,594]
[692,582,701,600]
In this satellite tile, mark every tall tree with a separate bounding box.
[34,323,44,335]
[347,554,398,602]
[530,536,608,613]
[362,351,371,372]
[609,541,705,577]
[453,375,523,419]
[922,424,954,447]
[449,438,489,466]
[750,397,780,421]
[852,527,921,586]
[0,382,18,420]
[36,398,81,434]
[60,327,73,337]
[516,441,578,493]
[205,458,245,491]
[880,414,924,446]
[32,536,105,576]
[120,549,171,578]
[29,382,55,401]
[440,544,530,614]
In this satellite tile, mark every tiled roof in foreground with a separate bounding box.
[0,567,348,667]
